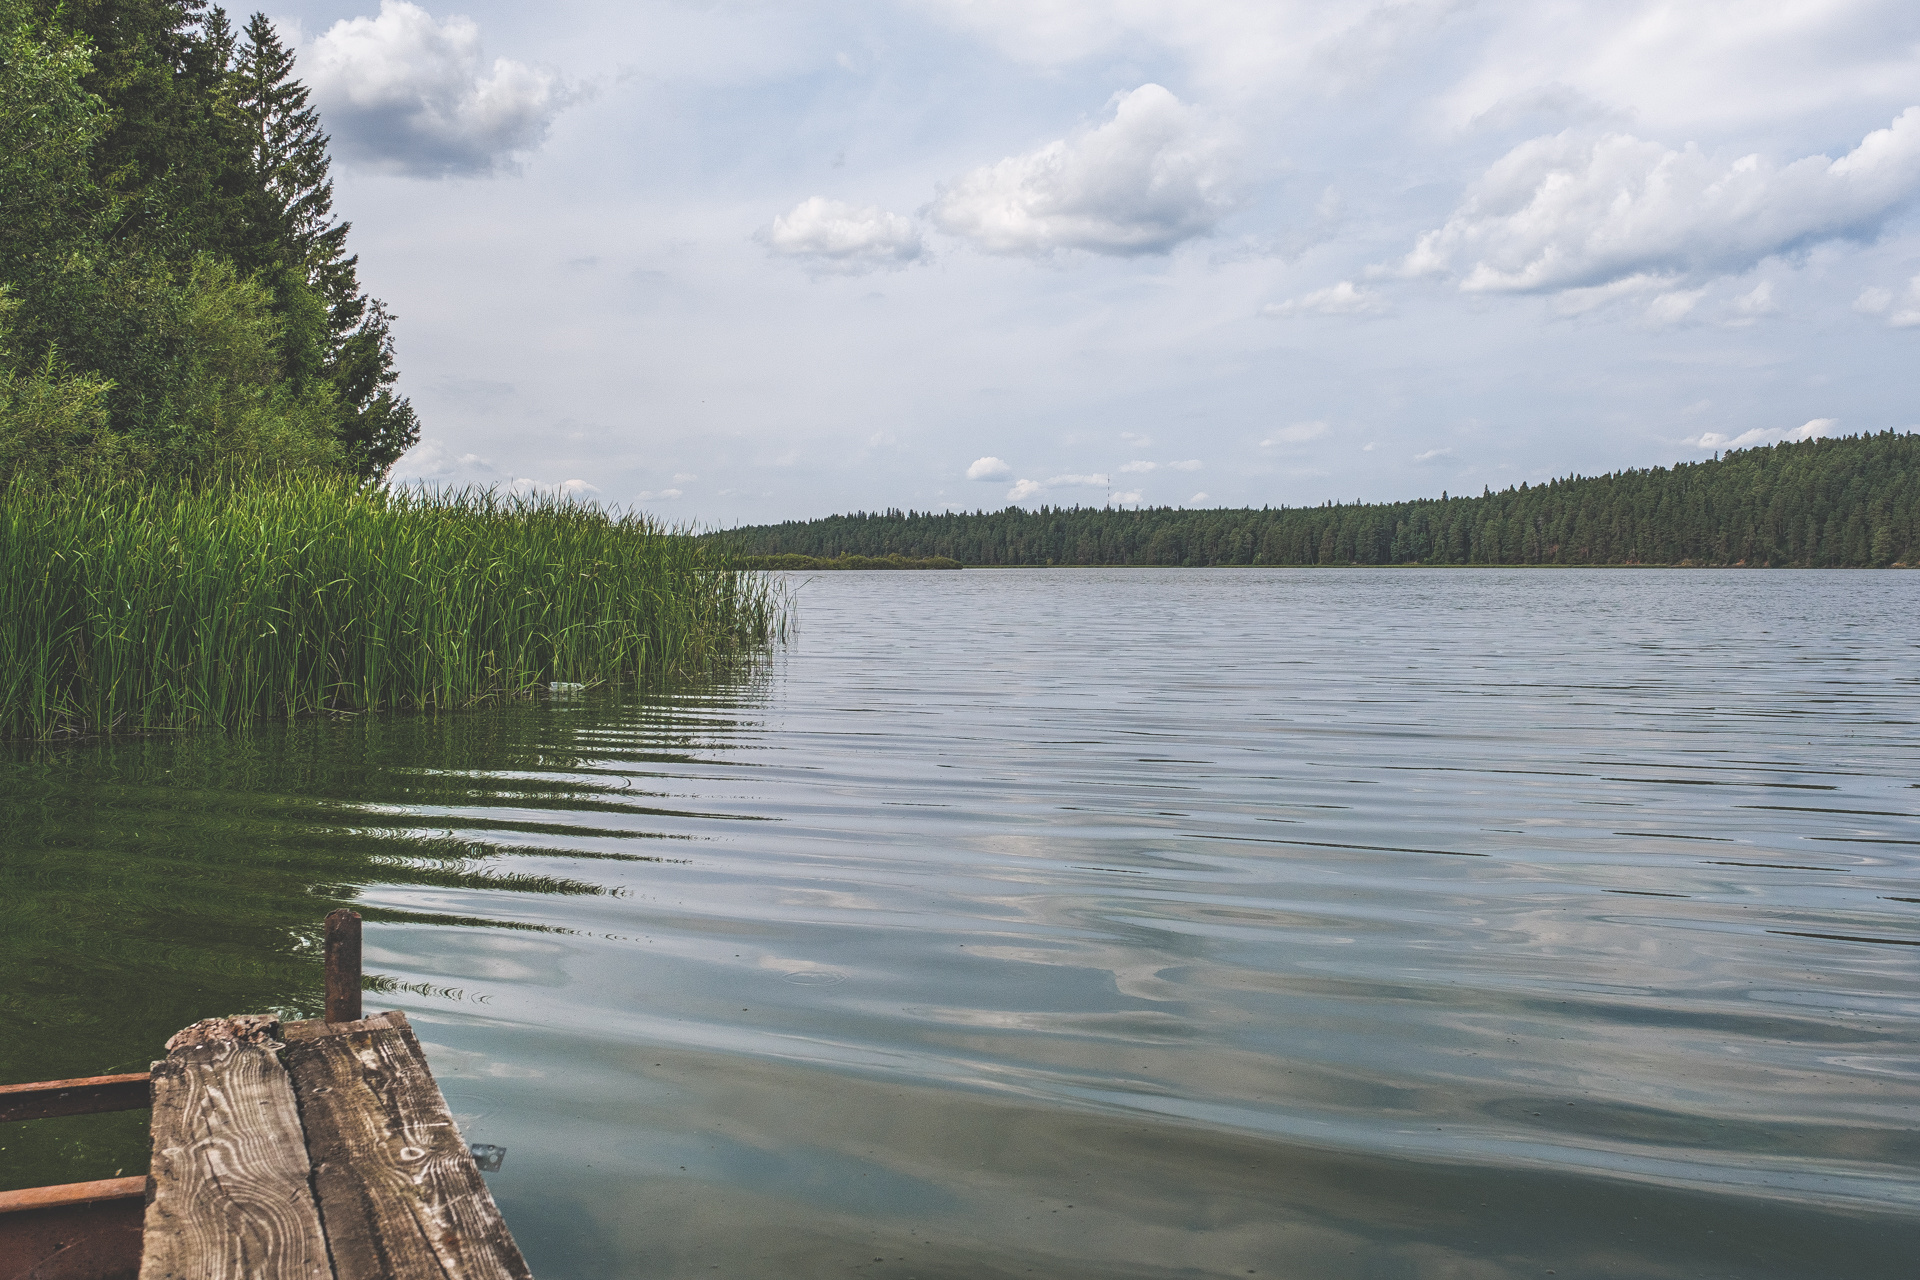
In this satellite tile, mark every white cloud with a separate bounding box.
[1263,280,1387,316]
[1167,459,1203,470]
[1725,281,1778,326]
[515,477,598,498]
[389,437,487,484]
[1000,471,1111,503]
[1119,459,1157,473]
[1413,447,1454,462]
[1120,431,1153,446]
[305,1,571,177]
[1188,491,1210,503]
[1111,489,1144,505]
[762,197,925,272]
[929,84,1235,256]
[636,487,683,501]
[1857,274,1920,326]
[392,439,593,500]
[672,472,698,483]
[1261,421,1328,447]
[1690,418,1836,451]
[1400,108,1920,293]
[966,455,1013,480]
[1855,285,1896,314]
[913,0,1458,100]
[1437,1,1920,138]
[1645,287,1706,325]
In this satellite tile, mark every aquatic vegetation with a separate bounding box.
[0,476,783,737]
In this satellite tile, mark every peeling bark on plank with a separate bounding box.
[282,1011,532,1280]
[139,1032,332,1280]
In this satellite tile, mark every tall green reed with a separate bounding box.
[0,476,784,737]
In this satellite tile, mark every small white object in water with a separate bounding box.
[548,681,584,696]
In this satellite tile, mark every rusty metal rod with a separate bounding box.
[323,909,363,1024]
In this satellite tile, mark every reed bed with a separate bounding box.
[0,476,783,738]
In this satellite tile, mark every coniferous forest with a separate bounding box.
[1,0,416,480]
[720,431,1920,568]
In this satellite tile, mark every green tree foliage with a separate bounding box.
[227,13,416,475]
[0,0,416,480]
[720,432,1920,569]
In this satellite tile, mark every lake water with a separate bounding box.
[4,568,1918,1278]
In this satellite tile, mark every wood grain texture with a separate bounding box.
[0,1074,151,1123]
[282,1011,532,1280]
[139,1038,332,1280]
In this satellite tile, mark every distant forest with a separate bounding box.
[719,432,1920,568]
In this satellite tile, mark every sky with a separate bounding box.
[274,0,1920,525]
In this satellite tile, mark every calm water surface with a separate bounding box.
[4,569,1918,1278]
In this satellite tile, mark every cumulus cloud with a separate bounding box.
[1855,285,1895,313]
[1690,418,1836,451]
[1000,472,1111,503]
[762,197,925,272]
[1413,447,1454,462]
[929,84,1235,256]
[1260,421,1328,447]
[1111,489,1143,504]
[1399,108,1920,293]
[520,477,598,497]
[1644,287,1706,325]
[391,439,592,497]
[1167,458,1203,470]
[305,1,571,177]
[1119,459,1157,473]
[636,487,682,501]
[1725,281,1779,326]
[1263,280,1387,316]
[1855,274,1920,326]
[1188,492,1210,503]
[966,455,1013,480]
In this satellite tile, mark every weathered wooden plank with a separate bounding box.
[283,1011,532,1280]
[0,1073,151,1123]
[139,1018,332,1280]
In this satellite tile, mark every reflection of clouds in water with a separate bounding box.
[331,570,1917,1273]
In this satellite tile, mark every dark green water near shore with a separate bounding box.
[3,568,1917,1278]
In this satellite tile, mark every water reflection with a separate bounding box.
[2,569,1918,1278]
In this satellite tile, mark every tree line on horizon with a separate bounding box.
[0,0,416,482]
[719,432,1920,568]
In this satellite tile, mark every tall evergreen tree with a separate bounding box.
[229,11,417,478]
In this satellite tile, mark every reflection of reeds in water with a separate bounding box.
[0,687,761,1186]
[0,476,787,738]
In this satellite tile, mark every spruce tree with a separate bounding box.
[230,11,417,478]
